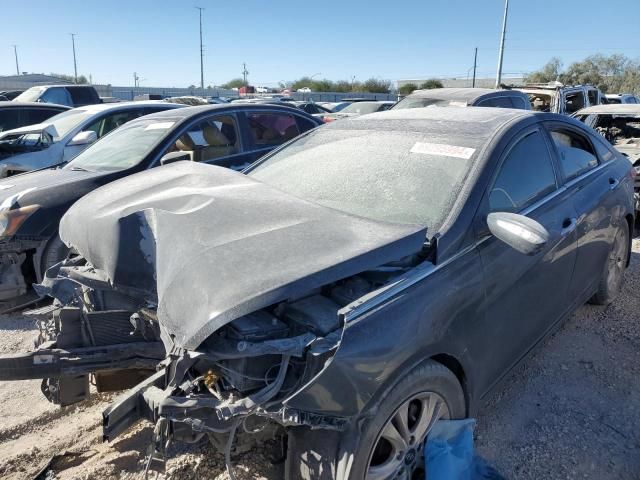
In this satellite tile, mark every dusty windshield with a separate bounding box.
[64,119,174,172]
[249,127,477,230]
[13,87,46,103]
[41,109,94,139]
[340,102,385,114]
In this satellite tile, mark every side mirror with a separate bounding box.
[160,151,191,166]
[487,212,549,256]
[68,130,98,146]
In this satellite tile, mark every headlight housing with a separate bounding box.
[0,205,39,238]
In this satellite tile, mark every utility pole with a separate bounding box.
[195,7,204,95]
[495,0,509,88]
[133,72,139,87]
[70,33,78,84]
[12,45,19,75]
[242,63,249,86]
[472,47,478,88]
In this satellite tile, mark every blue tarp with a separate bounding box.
[425,419,506,480]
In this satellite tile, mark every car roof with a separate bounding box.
[0,101,71,110]
[405,87,520,102]
[327,105,533,132]
[138,102,315,122]
[576,104,640,115]
[68,101,185,114]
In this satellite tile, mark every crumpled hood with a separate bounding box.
[59,162,427,350]
[0,122,54,139]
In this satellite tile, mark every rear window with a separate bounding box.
[68,87,98,105]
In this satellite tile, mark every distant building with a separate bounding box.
[397,76,524,89]
[0,73,74,90]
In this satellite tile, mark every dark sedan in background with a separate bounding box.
[393,87,532,110]
[4,107,631,479]
[0,103,321,309]
[0,101,70,133]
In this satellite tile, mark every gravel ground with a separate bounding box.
[1,241,639,479]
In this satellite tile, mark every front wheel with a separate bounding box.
[286,360,466,480]
[590,220,630,305]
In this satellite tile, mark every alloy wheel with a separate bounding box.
[366,392,449,480]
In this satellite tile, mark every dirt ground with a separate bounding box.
[1,242,639,480]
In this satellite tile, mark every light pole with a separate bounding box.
[12,45,19,75]
[196,7,205,95]
[495,0,509,88]
[70,33,78,83]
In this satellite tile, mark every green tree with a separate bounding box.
[419,79,443,89]
[221,78,246,89]
[399,83,419,95]
[523,58,563,83]
[361,78,392,93]
[50,72,89,84]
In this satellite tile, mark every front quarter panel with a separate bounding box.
[285,246,484,418]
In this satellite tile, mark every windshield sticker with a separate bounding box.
[410,142,475,160]
[145,122,174,130]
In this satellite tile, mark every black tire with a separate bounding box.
[40,233,70,279]
[285,360,466,480]
[590,220,630,305]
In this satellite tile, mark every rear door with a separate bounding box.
[472,126,578,391]
[241,110,304,164]
[543,122,621,299]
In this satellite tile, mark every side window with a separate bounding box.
[489,131,557,213]
[549,129,598,181]
[587,89,599,106]
[248,113,299,146]
[83,110,141,138]
[511,96,528,110]
[296,116,318,133]
[477,96,513,108]
[593,137,615,163]
[26,108,62,125]
[0,110,21,132]
[564,91,586,114]
[170,115,239,163]
[40,88,72,107]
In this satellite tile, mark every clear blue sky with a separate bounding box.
[1,0,638,87]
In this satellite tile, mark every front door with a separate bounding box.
[470,127,578,392]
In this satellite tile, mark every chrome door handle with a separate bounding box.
[609,177,620,190]
[561,217,577,236]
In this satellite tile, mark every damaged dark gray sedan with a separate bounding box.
[7,107,635,479]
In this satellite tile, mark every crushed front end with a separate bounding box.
[0,257,165,405]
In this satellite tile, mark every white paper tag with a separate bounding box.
[410,142,476,160]
[145,122,174,130]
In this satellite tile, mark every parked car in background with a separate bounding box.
[605,93,639,104]
[0,101,183,177]
[296,87,311,93]
[513,84,605,115]
[574,103,640,224]
[13,85,101,108]
[0,102,70,133]
[393,87,531,110]
[0,103,321,309]
[0,90,24,101]
[11,107,632,480]
[323,100,395,121]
